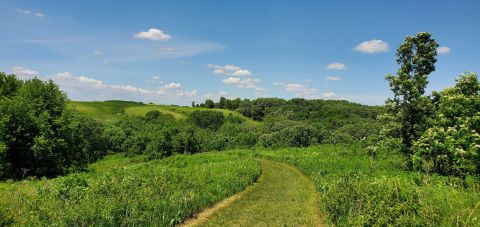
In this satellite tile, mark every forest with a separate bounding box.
[0,32,479,226]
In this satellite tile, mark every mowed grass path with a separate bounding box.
[186,159,323,226]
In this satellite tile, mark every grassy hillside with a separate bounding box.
[68,100,255,124]
[0,151,260,226]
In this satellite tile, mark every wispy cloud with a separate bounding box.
[437,46,450,54]
[134,28,172,41]
[354,40,389,53]
[16,9,31,15]
[16,9,45,18]
[326,62,347,70]
[93,50,103,55]
[326,76,341,81]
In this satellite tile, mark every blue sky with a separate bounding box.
[1,0,479,105]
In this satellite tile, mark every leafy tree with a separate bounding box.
[205,99,214,108]
[0,72,23,98]
[384,32,439,158]
[188,110,224,131]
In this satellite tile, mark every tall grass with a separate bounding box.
[0,152,260,226]
[256,145,480,226]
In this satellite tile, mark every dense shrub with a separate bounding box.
[413,73,480,176]
[188,110,225,131]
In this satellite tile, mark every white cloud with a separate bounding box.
[284,83,319,99]
[12,66,38,79]
[145,75,164,84]
[16,9,45,18]
[282,83,336,100]
[222,77,263,91]
[162,82,181,89]
[93,50,103,55]
[16,9,31,15]
[326,62,347,70]
[49,72,196,103]
[354,40,389,53]
[321,92,336,98]
[326,76,341,81]
[134,28,172,41]
[208,64,252,77]
[437,46,450,54]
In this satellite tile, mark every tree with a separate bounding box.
[218,97,226,109]
[191,101,195,108]
[205,99,214,108]
[384,32,439,158]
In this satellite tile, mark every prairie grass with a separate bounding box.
[0,151,260,226]
[256,145,480,226]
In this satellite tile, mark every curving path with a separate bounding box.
[181,159,323,226]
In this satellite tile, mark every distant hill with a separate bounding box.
[68,100,255,124]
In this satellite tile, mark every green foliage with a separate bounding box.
[0,74,106,179]
[188,110,225,131]
[0,152,261,226]
[412,73,480,176]
[384,32,439,157]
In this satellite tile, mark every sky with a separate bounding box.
[1,0,479,105]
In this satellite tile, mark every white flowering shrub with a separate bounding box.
[413,73,480,175]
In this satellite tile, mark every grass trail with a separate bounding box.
[184,159,323,226]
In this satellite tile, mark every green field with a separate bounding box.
[0,152,260,226]
[68,100,255,124]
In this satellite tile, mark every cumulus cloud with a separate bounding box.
[437,46,450,54]
[12,66,38,79]
[284,83,320,98]
[326,62,347,70]
[162,82,181,89]
[134,28,172,41]
[326,76,341,81]
[222,77,261,89]
[49,72,196,103]
[208,64,252,77]
[354,40,389,53]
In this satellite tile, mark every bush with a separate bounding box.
[413,73,480,176]
[188,110,224,131]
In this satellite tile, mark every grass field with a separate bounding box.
[0,152,261,226]
[255,145,480,226]
[68,100,255,124]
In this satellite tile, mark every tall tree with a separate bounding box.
[385,32,439,157]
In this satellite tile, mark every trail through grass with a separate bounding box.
[187,159,322,226]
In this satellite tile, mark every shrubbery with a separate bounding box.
[412,73,480,176]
